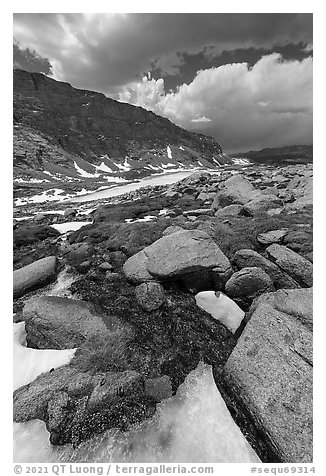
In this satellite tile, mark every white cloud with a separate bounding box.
[119,53,312,151]
[118,75,165,110]
[191,116,212,123]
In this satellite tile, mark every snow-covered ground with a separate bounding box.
[13,322,76,391]
[50,221,91,234]
[13,362,260,463]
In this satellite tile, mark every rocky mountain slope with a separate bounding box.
[14,70,245,202]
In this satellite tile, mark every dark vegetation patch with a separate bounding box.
[13,236,60,270]
[69,219,174,257]
[70,273,237,391]
[13,223,59,247]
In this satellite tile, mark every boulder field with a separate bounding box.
[13,163,313,462]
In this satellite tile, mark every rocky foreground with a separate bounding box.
[13,162,313,463]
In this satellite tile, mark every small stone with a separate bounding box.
[135,282,165,312]
[256,229,289,245]
[99,262,113,272]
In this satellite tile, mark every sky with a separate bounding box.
[13,13,313,153]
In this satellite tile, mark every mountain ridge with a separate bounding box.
[233,144,313,165]
[14,69,237,185]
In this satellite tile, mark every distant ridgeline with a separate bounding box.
[13,69,240,183]
[233,145,313,165]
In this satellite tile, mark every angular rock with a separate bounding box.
[225,267,274,298]
[135,282,166,312]
[233,249,300,289]
[144,230,232,286]
[99,262,113,271]
[256,229,288,245]
[266,244,313,287]
[212,174,258,209]
[195,291,245,333]
[224,288,313,462]
[214,204,242,218]
[13,256,58,298]
[250,287,313,331]
[285,174,312,210]
[124,229,232,291]
[242,195,283,216]
[146,229,231,280]
[283,229,313,255]
[183,209,214,217]
[22,296,116,349]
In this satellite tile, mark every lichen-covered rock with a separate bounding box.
[145,229,232,282]
[123,229,232,292]
[211,174,258,209]
[256,229,288,245]
[242,195,283,216]
[135,282,166,312]
[13,365,150,447]
[22,296,118,349]
[266,244,313,287]
[123,250,155,284]
[224,287,313,462]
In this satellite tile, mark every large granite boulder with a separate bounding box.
[122,250,155,284]
[123,229,232,292]
[233,249,300,289]
[266,244,313,287]
[211,175,258,210]
[13,256,58,298]
[223,288,313,462]
[242,195,283,216]
[22,296,121,349]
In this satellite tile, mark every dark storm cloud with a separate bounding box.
[13,40,52,75]
[12,13,313,151]
[13,13,312,94]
